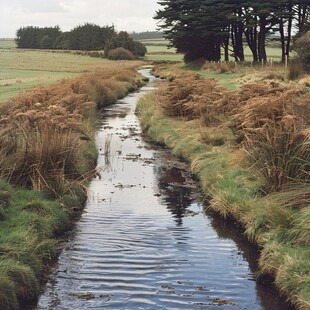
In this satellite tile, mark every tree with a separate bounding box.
[15,26,61,49]
[294,30,310,71]
[54,32,71,50]
[155,0,310,63]
[133,41,147,56]
[69,23,115,50]
[155,0,232,62]
[104,31,146,57]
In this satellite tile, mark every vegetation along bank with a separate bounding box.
[136,65,310,309]
[0,61,145,309]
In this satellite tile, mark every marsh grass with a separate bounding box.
[0,181,72,308]
[0,62,145,308]
[157,73,236,126]
[136,73,310,309]
[232,81,309,192]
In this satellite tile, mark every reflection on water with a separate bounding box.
[36,69,293,310]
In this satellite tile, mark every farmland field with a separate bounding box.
[0,38,285,102]
[141,38,284,62]
[0,39,16,49]
[0,45,136,102]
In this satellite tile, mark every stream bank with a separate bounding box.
[35,69,293,310]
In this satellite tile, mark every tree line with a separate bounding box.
[155,0,310,63]
[15,24,147,57]
[130,31,164,40]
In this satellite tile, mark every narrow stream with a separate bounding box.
[36,69,292,310]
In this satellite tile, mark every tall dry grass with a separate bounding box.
[157,73,237,126]
[232,82,310,192]
[0,67,143,197]
[138,65,310,308]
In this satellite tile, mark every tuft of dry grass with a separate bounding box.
[0,66,144,197]
[157,73,237,126]
[231,82,310,192]
[203,61,237,74]
[137,66,310,309]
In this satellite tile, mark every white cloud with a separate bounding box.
[0,0,160,37]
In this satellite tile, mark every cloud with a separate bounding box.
[0,0,160,37]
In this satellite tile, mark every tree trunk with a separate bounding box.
[223,32,229,62]
[279,18,286,64]
[245,26,258,63]
[285,2,293,60]
[258,16,267,63]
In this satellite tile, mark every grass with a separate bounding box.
[140,38,285,63]
[0,180,72,309]
[0,39,16,49]
[0,51,146,308]
[0,46,144,102]
[136,71,310,309]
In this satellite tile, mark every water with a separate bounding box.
[36,69,292,310]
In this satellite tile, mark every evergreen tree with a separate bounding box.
[69,23,114,50]
[104,31,146,57]
[155,0,310,63]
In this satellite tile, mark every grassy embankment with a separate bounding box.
[0,42,146,309]
[136,62,310,309]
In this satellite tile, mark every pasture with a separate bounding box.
[0,44,136,102]
[141,37,285,62]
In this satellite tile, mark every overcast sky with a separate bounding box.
[0,0,161,38]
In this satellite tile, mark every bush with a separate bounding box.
[133,41,147,57]
[107,48,135,60]
[294,31,310,72]
[287,58,303,80]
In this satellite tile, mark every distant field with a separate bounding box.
[141,38,284,62]
[142,38,183,61]
[0,47,131,102]
[0,38,285,101]
[0,39,16,49]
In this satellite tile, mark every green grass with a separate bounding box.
[0,180,74,308]
[0,39,16,49]
[0,49,146,307]
[141,38,182,62]
[141,37,285,64]
[136,91,310,310]
[0,48,122,102]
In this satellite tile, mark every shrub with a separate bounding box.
[244,127,310,192]
[294,31,310,72]
[107,47,135,60]
[157,73,236,125]
[232,82,310,192]
[91,82,117,108]
[287,58,303,80]
[133,41,147,57]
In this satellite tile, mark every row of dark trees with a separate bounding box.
[15,24,146,57]
[155,0,310,63]
[131,31,163,40]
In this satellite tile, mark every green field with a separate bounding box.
[141,38,284,62]
[0,39,16,49]
[141,38,183,61]
[0,47,122,102]
[0,38,285,102]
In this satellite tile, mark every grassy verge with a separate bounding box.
[136,71,310,309]
[0,45,145,102]
[0,60,145,309]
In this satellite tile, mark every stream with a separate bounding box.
[36,69,293,310]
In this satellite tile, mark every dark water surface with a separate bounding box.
[36,69,292,310]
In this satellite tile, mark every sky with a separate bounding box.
[0,0,161,38]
